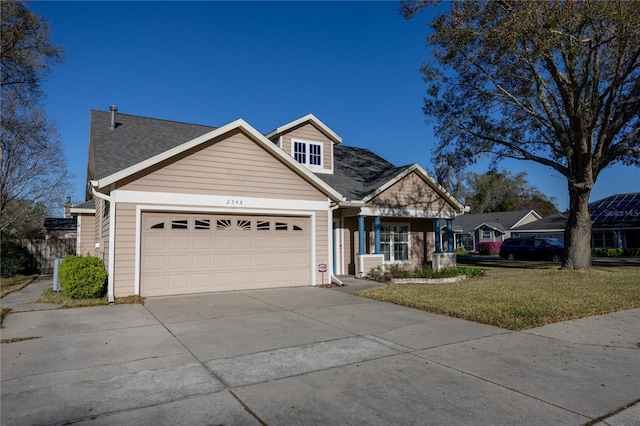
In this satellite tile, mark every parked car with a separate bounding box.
[499,238,564,262]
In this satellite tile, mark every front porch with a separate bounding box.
[334,210,457,278]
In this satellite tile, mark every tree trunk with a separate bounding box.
[562,185,592,270]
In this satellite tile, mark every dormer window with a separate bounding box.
[293,139,323,170]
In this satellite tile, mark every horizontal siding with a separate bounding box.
[281,123,333,172]
[122,132,326,201]
[114,203,137,296]
[77,214,95,256]
[314,210,329,285]
[370,172,457,214]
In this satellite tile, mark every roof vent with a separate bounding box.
[109,105,118,130]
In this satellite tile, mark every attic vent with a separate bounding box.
[109,105,118,130]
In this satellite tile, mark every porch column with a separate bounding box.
[447,219,454,253]
[374,216,381,254]
[358,215,366,254]
[434,217,442,253]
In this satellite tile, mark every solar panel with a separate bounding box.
[590,193,640,223]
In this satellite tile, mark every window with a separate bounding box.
[150,222,164,229]
[237,219,251,230]
[257,220,270,231]
[171,220,188,230]
[593,231,616,248]
[481,227,492,240]
[216,219,231,230]
[292,139,322,169]
[195,219,210,230]
[381,224,410,262]
[275,222,288,231]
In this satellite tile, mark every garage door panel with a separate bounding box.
[192,236,212,250]
[141,212,312,297]
[255,253,272,266]
[169,236,190,250]
[169,255,190,269]
[192,254,212,268]
[168,275,189,289]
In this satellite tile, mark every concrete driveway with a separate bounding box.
[1,277,639,425]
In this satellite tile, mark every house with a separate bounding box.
[512,193,640,249]
[451,210,541,251]
[75,108,464,301]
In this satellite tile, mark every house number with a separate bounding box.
[226,199,243,206]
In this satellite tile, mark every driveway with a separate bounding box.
[1,277,639,425]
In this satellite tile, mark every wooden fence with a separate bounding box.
[21,238,77,274]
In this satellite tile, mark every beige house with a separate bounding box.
[75,108,464,301]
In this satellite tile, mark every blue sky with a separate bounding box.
[32,1,639,214]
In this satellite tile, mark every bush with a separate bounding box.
[591,248,640,258]
[1,239,30,278]
[476,241,502,255]
[59,255,107,299]
[372,264,485,280]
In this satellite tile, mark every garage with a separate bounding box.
[141,212,311,296]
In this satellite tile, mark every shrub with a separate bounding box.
[1,239,30,278]
[591,248,640,258]
[59,255,107,299]
[384,264,485,279]
[476,241,502,255]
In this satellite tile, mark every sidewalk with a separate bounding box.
[1,276,639,425]
[1,275,61,312]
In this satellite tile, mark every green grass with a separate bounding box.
[37,288,144,308]
[355,265,640,330]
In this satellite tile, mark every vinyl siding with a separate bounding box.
[76,213,95,256]
[113,203,136,296]
[370,172,457,214]
[279,123,333,172]
[121,130,327,201]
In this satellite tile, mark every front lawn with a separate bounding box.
[354,266,640,330]
[37,288,144,308]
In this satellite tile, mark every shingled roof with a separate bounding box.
[89,110,216,180]
[453,210,539,233]
[315,145,413,201]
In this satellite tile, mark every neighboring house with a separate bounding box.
[43,217,77,241]
[512,193,640,249]
[452,210,541,251]
[75,108,464,301]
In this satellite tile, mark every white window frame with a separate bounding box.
[381,223,411,263]
[292,138,323,172]
[481,227,492,240]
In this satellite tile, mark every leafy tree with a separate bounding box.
[464,170,559,216]
[1,1,68,236]
[402,0,640,270]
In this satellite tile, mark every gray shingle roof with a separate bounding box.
[512,212,568,231]
[44,217,77,230]
[316,145,412,200]
[72,199,95,210]
[90,110,216,180]
[453,210,535,233]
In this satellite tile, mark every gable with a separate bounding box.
[278,123,334,173]
[119,129,329,201]
[367,171,458,214]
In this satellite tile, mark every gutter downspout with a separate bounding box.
[330,202,343,286]
[91,183,115,304]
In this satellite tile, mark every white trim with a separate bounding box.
[134,205,318,295]
[112,190,330,211]
[94,119,343,201]
[358,206,457,219]
[265,113,342,144]
[76,215,82,255]
[511,210,542,228]
[70,208,96,214]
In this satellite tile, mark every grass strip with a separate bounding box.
[355,266,640,330]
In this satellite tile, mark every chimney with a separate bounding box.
[64,196,72,218]
[109,105,118,130]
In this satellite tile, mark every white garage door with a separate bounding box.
[141,212,311,296]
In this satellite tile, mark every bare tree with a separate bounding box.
[1,1,68,236]
[402,0,640,269]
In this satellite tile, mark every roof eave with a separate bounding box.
[265,113,342,144]
[92,119,343,202]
